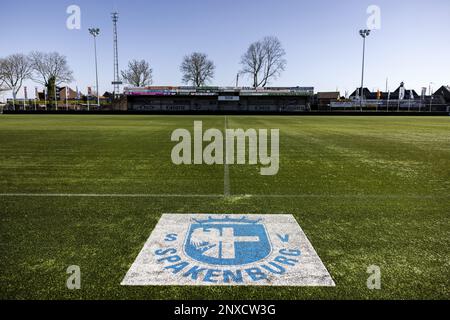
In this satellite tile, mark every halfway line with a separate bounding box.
[0,193,447,199]
[224,116,230,197]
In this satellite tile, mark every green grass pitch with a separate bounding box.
[0,115,449,299]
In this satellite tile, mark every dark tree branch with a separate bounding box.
[0,54,32,97]
[121,59,153,87]
[29,51,74,86]
[240,36,287,88]
[180,52,215,87]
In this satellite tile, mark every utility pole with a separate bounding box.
[236,73,239,88]
[89,28,101,107]
[359,29,371,112]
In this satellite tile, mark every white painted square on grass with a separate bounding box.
[121,214,335,286]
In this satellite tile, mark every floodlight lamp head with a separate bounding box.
[89,28,100,36]
[359,29,371,38]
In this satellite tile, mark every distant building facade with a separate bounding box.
[315,92,340,110]
[340,82,449,111]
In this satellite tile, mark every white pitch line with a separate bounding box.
[224,116,230,197]
[0,193,224,198]
[0,193,447,199]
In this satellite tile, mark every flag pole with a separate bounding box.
[387,91,390,112]
[55,87,58,111]
[87,87,90,111]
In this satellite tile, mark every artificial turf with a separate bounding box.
[0,115,449,299]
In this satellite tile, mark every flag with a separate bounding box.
[65,87,69,99]
[76,86,80,100]
[421,87,427,99]
[399,87,405,100]
[88,87,92,96]
[410,90,414,100]
[24,86,28,100]
[35,87,38,99]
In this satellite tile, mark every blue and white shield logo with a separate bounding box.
[184,216,272,266]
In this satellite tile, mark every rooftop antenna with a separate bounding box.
[111,12,121,97]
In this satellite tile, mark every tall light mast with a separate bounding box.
[111,12,121,97]
[88,27,100,107]
[359,29,371,111]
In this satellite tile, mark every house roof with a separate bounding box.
[350,86,420,99]
[436,85,450,93]
[392,86,419,97]
[434,86,450,101]
[349,88,371,97]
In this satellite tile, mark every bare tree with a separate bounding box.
[180,52,215,87]
[0,54,32,98]
[29,51,74,86]
[0,78,7,93]
[0,71,4,90]
[121,59,153,87]
[240,41,265,88]
[240,36,287,88]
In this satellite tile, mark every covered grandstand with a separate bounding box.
[123,86,314,113]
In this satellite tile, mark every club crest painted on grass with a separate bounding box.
[121,214,335,286]
[185,216,271,265]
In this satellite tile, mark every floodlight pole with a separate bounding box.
[359,29,371,112]
[89,28,101,107]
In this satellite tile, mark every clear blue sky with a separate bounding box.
[1,0,449,98]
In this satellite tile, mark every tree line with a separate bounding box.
[0,35,286,99]
[123,36,287,88]
[0,52,74,101]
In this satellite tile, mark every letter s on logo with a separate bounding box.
[165,234,178,242]
[155,248,177,256]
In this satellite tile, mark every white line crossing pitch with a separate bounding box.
[224,116,230,197]
[0,193,446,199]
